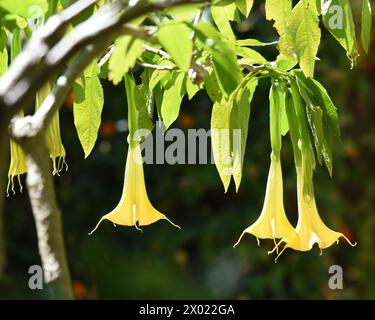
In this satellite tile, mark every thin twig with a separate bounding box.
[136,61,177,70]
[142,44,169,57]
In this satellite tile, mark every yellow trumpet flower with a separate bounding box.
[89,143,180,234]
[271,168,356,259]
[7,126,27,195]
[234,154,296,247]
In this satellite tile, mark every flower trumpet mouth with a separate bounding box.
[271,168,356,261]
[89,143,180,234]
[234,155,296,248]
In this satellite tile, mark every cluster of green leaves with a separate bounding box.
[0,0,77,189]
[98,0,371,193]
[0,0,373,195]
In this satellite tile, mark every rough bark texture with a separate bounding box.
[23,137,73,299]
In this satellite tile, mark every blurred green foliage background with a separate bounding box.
[1,2,374,299]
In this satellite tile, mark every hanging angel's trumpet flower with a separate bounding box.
[89,143,180,234]
[36,83,67,175]
[7,124,27,195]
[234,153,296,247]
[7,30,27,195]
[271,168,356,259]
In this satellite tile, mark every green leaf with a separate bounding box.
[124,72,154,144]
[361,0,372,54]
[231,77,258,190]
[138,71,154,135]
[286,0,321,77]
[109,36,144,85]
[275,53,298,71]
[235,0,254,17]
[321,0,359,66]
[288,79,315,196]
[265,0,295,62]
[234,46,267,64]
[295,71,336,175]
[195,22,242,97]
[211,99,232,192]
[0,28,8,76]
[11,27,22,62]
[204,69,223,103]
[211,75,258,192]
[0,0,48,17]
[153,83,163,122]
[161,72,186,129]
[295,71,340,139]
[186,77,200,100]
[124,72,137,145]
[166,3,205,21]
[211,0,237,41]
[236,38,278,47]
[269,80,288,159]
[157,22,193,71]
[285,88,302,166]
[148,59,175,90]
[73,62,104,158]
[309,80,340,141]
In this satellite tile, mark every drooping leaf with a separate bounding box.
[124,72,154,145]
[204,69,223,103]
[211,0,238,41]
[321,0,359,66]
[148,59,175,90]
[109,36,144,85]
[288,79,316,196]
[73,62,104,158]
[211,99,232,192]
[295,71,340,139]
[157,22,193,71]
[186,77,200,100]
[160,71,186,129]
[234,46,268,64]
[195,22,242,97]
[286,0,321,77]
[361,0,372,54]
[269,80,288,159]
[295,71,336,175]
[265,0,295,62]
[211,75,258,192]
[231,77,258,190]
[138,71,154,135]
[235,0,254,17]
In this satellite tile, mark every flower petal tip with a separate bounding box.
[164,216,181,229]
[88,217,106,236]
[233,231,247,248]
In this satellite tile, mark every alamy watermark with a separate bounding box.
[328,265,343,290]
[131,121,242,172]
[28,265,43,290]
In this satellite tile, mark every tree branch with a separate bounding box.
[26,140,73,299]
[0,0,207,119]
[136,61,177,70]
